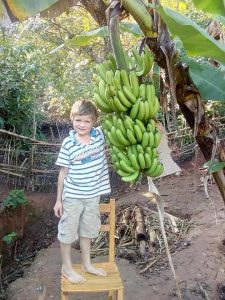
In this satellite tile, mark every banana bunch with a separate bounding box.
[93,47,164,183]
[102,115,164,180]
[129,45,154,77]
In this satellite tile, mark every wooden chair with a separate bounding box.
[61,198,123,300]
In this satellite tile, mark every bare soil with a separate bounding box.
[2,164,225,300]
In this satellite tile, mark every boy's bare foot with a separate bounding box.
[62,267,86,284]
[82,265,107,276]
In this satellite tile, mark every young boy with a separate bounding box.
[53,99,111,284]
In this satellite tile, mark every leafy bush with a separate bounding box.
[3,189,28,209]
[2,232,17,245]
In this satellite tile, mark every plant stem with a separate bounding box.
[109,13,127,70]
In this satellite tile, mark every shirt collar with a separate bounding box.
[69,128,97,145]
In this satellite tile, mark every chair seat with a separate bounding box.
[61,262,123,293]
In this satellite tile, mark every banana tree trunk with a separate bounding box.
[148,21,225,202]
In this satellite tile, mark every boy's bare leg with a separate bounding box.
[60,242,86,283]
[80,236,107,276]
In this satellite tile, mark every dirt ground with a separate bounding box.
[3,165,225,300]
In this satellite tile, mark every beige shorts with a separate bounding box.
[58,196,101,244]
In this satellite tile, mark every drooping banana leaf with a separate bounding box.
[157,6,225,64]
[0,0,77,26]
[65,22,142,47]
[0,0,58,22]
[182,57,225,101]
[192,0,225,16]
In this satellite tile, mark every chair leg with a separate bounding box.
[117,288,123,300]
[61,291,69,300]
[108,290,114,300]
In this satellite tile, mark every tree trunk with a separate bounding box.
[146,18,225,202]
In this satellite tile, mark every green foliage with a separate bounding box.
[3,189,28,209]
[0,38,47,135]
[157,6,225,64]
[203,160,225,173]
[2,232,17,245]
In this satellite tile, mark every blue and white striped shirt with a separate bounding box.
[56,127,111,199]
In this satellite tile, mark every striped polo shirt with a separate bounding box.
[56,126,111,199]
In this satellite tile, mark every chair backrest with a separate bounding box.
[99,198,115,263]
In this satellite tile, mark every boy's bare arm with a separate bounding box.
[54,166,68,217]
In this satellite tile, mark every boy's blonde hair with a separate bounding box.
[70,99,98,122]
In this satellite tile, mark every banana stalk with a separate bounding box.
[120,0,156,38]
[109,12,127,70]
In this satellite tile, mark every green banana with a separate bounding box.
[144,152,152,169]
[113,70,122,90]
[135,57,145,77]
[106,131,123,148]
[151,96,160,118]
[136,144,144,154]
[151,147,158,159]
[144,157,158,176]
[95,63,107,81]
[124,116,135,133]
[131,47,143,69]
[120,159,136,173]
[112,115,119,127]
[134,124,143,143]
[117,169,132,177]
[103,118,113,131]
[127,128,137,144]
[93,93,113,113]
[135,119,146,134]
[106,53,117,70]
[107,97,119,112]
[116,149,132,166]
[153,128,161,148]
[148,131,155,148]
[122,85,137,104]
[113,96,128,112]
[121,170,140,182]
[137,100,145,121]
[117,89,132,108]
[116,128,130,146]
[129,98,141,120]
[129,70,139,98]
[111,125,119,141]
[146,84,155,102]
[111,153,118,164]
[139,84,146,99]
[129,146,137,159]
[107,85,117,97]
[145,147,152,160]
[141,131,149,150]
[98,79,107,100]
[117,118,127,136]
[150,163,164,177]
[114,161,121,171]
[106,70,114,85]
[142,45,154,76]
[120,69,131,89]
[144,100,150,121]
[130,153,141,171]
[138,152,146,169]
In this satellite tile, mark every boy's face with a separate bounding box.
[72,114,95,137]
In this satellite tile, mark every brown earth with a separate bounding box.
[1,165,225,300]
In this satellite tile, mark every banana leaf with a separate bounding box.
[192,0,225,16]
[157,6,225,64]
[182,57,225,101]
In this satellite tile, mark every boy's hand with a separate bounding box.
[54,201,63,218]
